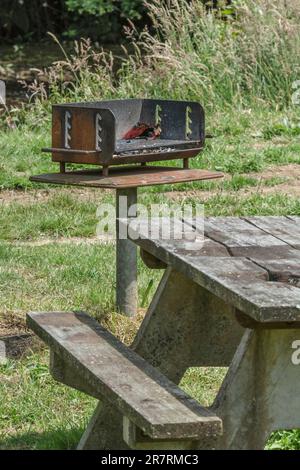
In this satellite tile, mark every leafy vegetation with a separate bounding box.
[66,0,144,19]
[0,0,146,43]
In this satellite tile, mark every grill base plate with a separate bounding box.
[30,166,223,189]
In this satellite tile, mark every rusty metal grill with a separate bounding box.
[43,98,205,175]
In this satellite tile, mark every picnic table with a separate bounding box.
[27,216,300,450]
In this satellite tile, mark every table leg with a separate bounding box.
[212,328,300,449]
[78,268,243,449]
[116,187,137,317]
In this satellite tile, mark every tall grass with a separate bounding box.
[3,0,300,129]
[118,0,300,109]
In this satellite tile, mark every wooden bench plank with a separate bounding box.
[27,311,222,441]
[243,216,300,249]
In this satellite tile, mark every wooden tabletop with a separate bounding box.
[30,165,223,189]
[125,216,300,323]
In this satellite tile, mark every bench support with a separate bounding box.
[78,267,300,450]
[50,351,100,400]
[123,417,196,450]
[78,268,243,449]
[28,261,300,450]
[213,328,300,449]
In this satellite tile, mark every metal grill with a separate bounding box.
[43,98,205,175]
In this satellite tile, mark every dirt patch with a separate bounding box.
[166,164,300,201]
[8,235,115,247]
[247,163,300,181]
[167,182,300,202]
[0,187,111,205]
[244,163,300,198]
[258,181,300,197]
[0,312,27,337]
[103,309,146,346]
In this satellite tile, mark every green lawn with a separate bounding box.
[0,107,300,449]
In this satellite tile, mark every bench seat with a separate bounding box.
[27,310,222,442]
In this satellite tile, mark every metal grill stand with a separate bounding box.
[116,187,137,316]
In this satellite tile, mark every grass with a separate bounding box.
[115,0,300,109]
[0,127,52,190]
[0,242,163,318]
[0,191,104,241]
[0,106,299,449]
[267,430,300,451]
[0,240,222,450]
[1,109,299,191]
[0,109,299,236]
[0,241,161,449]
[1,188,299,244]
[0,106,300,450]
[0,0,300,450]
[0,352,226,449]
[0,169,299,450]
[0,352,95,450]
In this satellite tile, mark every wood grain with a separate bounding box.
[27,310,222,440]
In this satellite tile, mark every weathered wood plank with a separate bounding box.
[129,217,229,257]
[125,219,300,322]
[287,216,300,222]
[204,216,287,252]
[244,246,300,286]
[27,311,222,440]
[244,216,300,249]
[175,256,300,323]
[123,417,195,450]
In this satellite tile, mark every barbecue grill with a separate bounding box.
[43,99,205,175]
[33,97,223,318]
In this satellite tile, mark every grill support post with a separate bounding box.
[116,187,138,317]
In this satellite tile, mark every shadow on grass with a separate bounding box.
[0,425,85,450]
